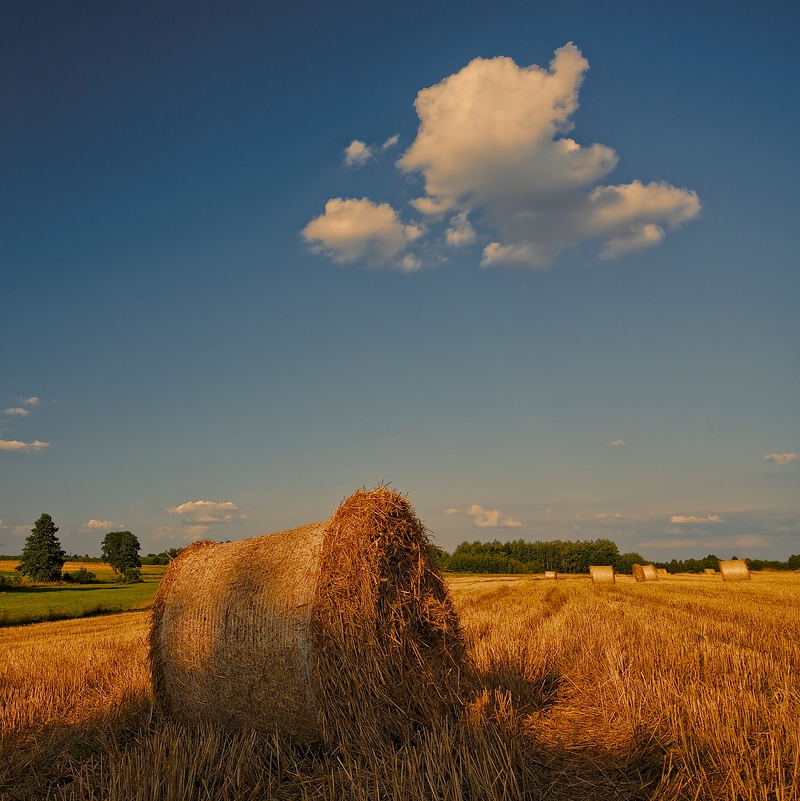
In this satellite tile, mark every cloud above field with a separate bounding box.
[344,139,373,167]
[670,514,723,524]
[609,440,625,447]
[85,519,123,530]
[166,500,247,524]
[3,407,30,416]
[763,453,799,466]
[445,504,522,528]
[304,43,700,270]
[0,439,49,454]
[303,198,423,268]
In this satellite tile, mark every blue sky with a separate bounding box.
[2,1,798,561]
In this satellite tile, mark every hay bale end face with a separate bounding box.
[719,559,751,581]
[657,568,668,576]
[589,565,615,584]
[149,486,464,748]
[544,571,557,580]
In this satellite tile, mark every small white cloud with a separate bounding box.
[763,453,799,466]
[3,408,30,416]
[382,134,400,150]
[0,439,49,454]
[20,397,40,406]
[469,504,522,528]
[445,504,522,527]
[344,139,374,167]
[303,197,422,267]
[166,500,246,524]
[85,519,123,530]
[400,254,422,272]
[609,440,625,447]
[670,514,723,524]
[445,212,476,248]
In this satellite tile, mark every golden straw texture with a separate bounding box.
[719,559,751,581]
[589,565,615,584]
[149,486,464,750]
[633,564,659,582]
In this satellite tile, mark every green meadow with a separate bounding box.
[0,561,166,626]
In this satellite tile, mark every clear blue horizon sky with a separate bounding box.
[2,1,798,561]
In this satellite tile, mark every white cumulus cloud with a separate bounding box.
[303,197,422,267]
[306,43,700,271]
[609,439,625,447]
[763,453,799,466]
[3,407,29,416]
[0,439,49,454]
[20,397,39,406]
[344,139,374,167]
[166,500,246,524]
[398,44,700,268]
[382,134,400,150]
[85,519,123,530]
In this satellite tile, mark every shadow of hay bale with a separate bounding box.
[149,486,465,751]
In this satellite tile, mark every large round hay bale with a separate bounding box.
[632,564,659,582]
[589,565,615,583]
[149,487,464,748]
[657,568,668,576]
[544,571,558,580]
[719,559,751,581]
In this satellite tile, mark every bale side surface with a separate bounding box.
[719,559,751,581]
[544,571,557,580]
[632,564,646,582]
[149,524,326,738]
[590,565,615,584]
[311,486,465,750]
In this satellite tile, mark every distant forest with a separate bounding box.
[431,539,800,575]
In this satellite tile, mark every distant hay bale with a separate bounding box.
[544,571,558,580]
[657,568,668,576]
[704,568,717,575]
[589,565,615,584]
[719,559,751,581]
[632,564,659,582]
[149,486,465,749]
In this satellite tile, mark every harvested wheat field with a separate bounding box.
[2,572,800,799]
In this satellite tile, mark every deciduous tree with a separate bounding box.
[100,531,141,575]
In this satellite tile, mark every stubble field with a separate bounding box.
[1,572,799,800]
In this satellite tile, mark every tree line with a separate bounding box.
[433,539,800,575]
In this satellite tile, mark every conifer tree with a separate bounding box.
[16,513,66,581]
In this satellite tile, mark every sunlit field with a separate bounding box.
[0,561,166,626]
[2,572,799,800]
